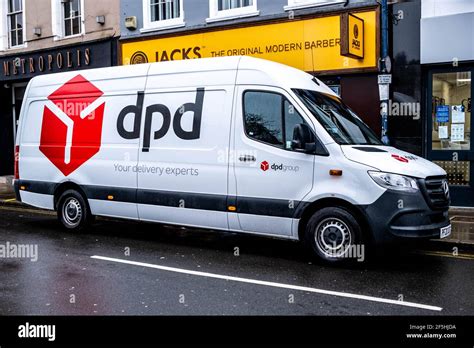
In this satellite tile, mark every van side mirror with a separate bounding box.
[291,123,329,156]
[291,123,314,153]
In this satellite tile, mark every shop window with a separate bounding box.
[142,0,184,32]
[51,0,84,40]
[285,0,345,11]
[7,0,25,48]
[431,71,471,151]
[207,0,259,23]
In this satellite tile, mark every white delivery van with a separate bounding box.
[14,56,451,262]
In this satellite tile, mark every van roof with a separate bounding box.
[27,56,337,97]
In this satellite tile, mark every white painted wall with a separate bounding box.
[422,0,474,18]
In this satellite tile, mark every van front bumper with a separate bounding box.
[360,189,450,245]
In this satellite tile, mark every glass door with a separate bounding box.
[12,83,27,144]
[428,68,473,206]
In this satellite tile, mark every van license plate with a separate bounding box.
[440,225,452,239]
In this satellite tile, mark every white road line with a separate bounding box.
[91,255,442,312]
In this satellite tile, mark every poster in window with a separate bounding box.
[451,124,465,142]
[436,105,449,123]
[438,126,449,139]
[451,105,465,124]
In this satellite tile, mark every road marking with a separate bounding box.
[91,255,442,312]
[4,198,17,202]
[419,250,474,260]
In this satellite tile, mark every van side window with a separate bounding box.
[284,99,307,150]
[243,91,308,150]
[244,91,284,146]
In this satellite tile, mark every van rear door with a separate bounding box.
[231,86,315,237]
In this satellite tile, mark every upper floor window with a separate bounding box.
[63,0,82,37]
[142,0,184,32]
[285,0,345,11]
[207,0,259,23]
[219,0,252,11]
[51,0,84,40]
[7,0,24,47]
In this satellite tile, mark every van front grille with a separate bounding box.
[420,176,450,210]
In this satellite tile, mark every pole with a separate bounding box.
[380,0,390,145]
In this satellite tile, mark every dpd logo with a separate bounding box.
[260,161,299,173]
[391,154,409,163]
[39,75,105,176]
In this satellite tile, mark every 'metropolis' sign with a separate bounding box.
[0,39,115,81]
[3,48,91,77]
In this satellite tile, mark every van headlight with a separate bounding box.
[368,171,419,193]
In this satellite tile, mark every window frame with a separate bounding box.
[284,0,345,11]
[51,0,85,41]
[141,0,185,33]
[0,0,26,50]
[207,0,259,23]
[0,1,8,50]
[242,89,313,152]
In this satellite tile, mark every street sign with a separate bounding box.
[378,74,392,84]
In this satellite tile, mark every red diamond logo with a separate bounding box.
[39,75,105,176]
[392,154,409,163]
[261,161,270,172]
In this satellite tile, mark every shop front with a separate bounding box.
[0,38,117,176]
[422,11,474,207]
[120,7,381,133]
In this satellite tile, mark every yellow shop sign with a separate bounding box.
[121,10,378,73]
[341,13,365,59]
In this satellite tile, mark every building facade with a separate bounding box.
[0,0,120,176]
[119,0,473,207]
[421,0,473,206]
[119,0,383,134]
[390,0,473,206]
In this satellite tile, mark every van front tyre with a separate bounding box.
[305,207,363,263]
[57,190,92,231]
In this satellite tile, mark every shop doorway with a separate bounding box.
[427,67,473,207]
[12,83,27,145]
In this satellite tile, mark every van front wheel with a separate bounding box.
[57,190,92,231]
[305,207,363,263]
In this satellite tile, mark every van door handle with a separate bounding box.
[239,155,256,162]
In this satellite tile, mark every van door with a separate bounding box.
[83,85,146,220]
[232,86,315,237]
[73,67,150,220]
[136,86,233,230]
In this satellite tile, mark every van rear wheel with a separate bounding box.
[305,207,364,263]
[57,190,92,231]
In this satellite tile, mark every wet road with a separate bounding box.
[1,205,473,316]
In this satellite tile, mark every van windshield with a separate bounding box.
[293,89,382,146]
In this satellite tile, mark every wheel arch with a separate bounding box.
[53,181,88,211]
[297,197,373,244]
